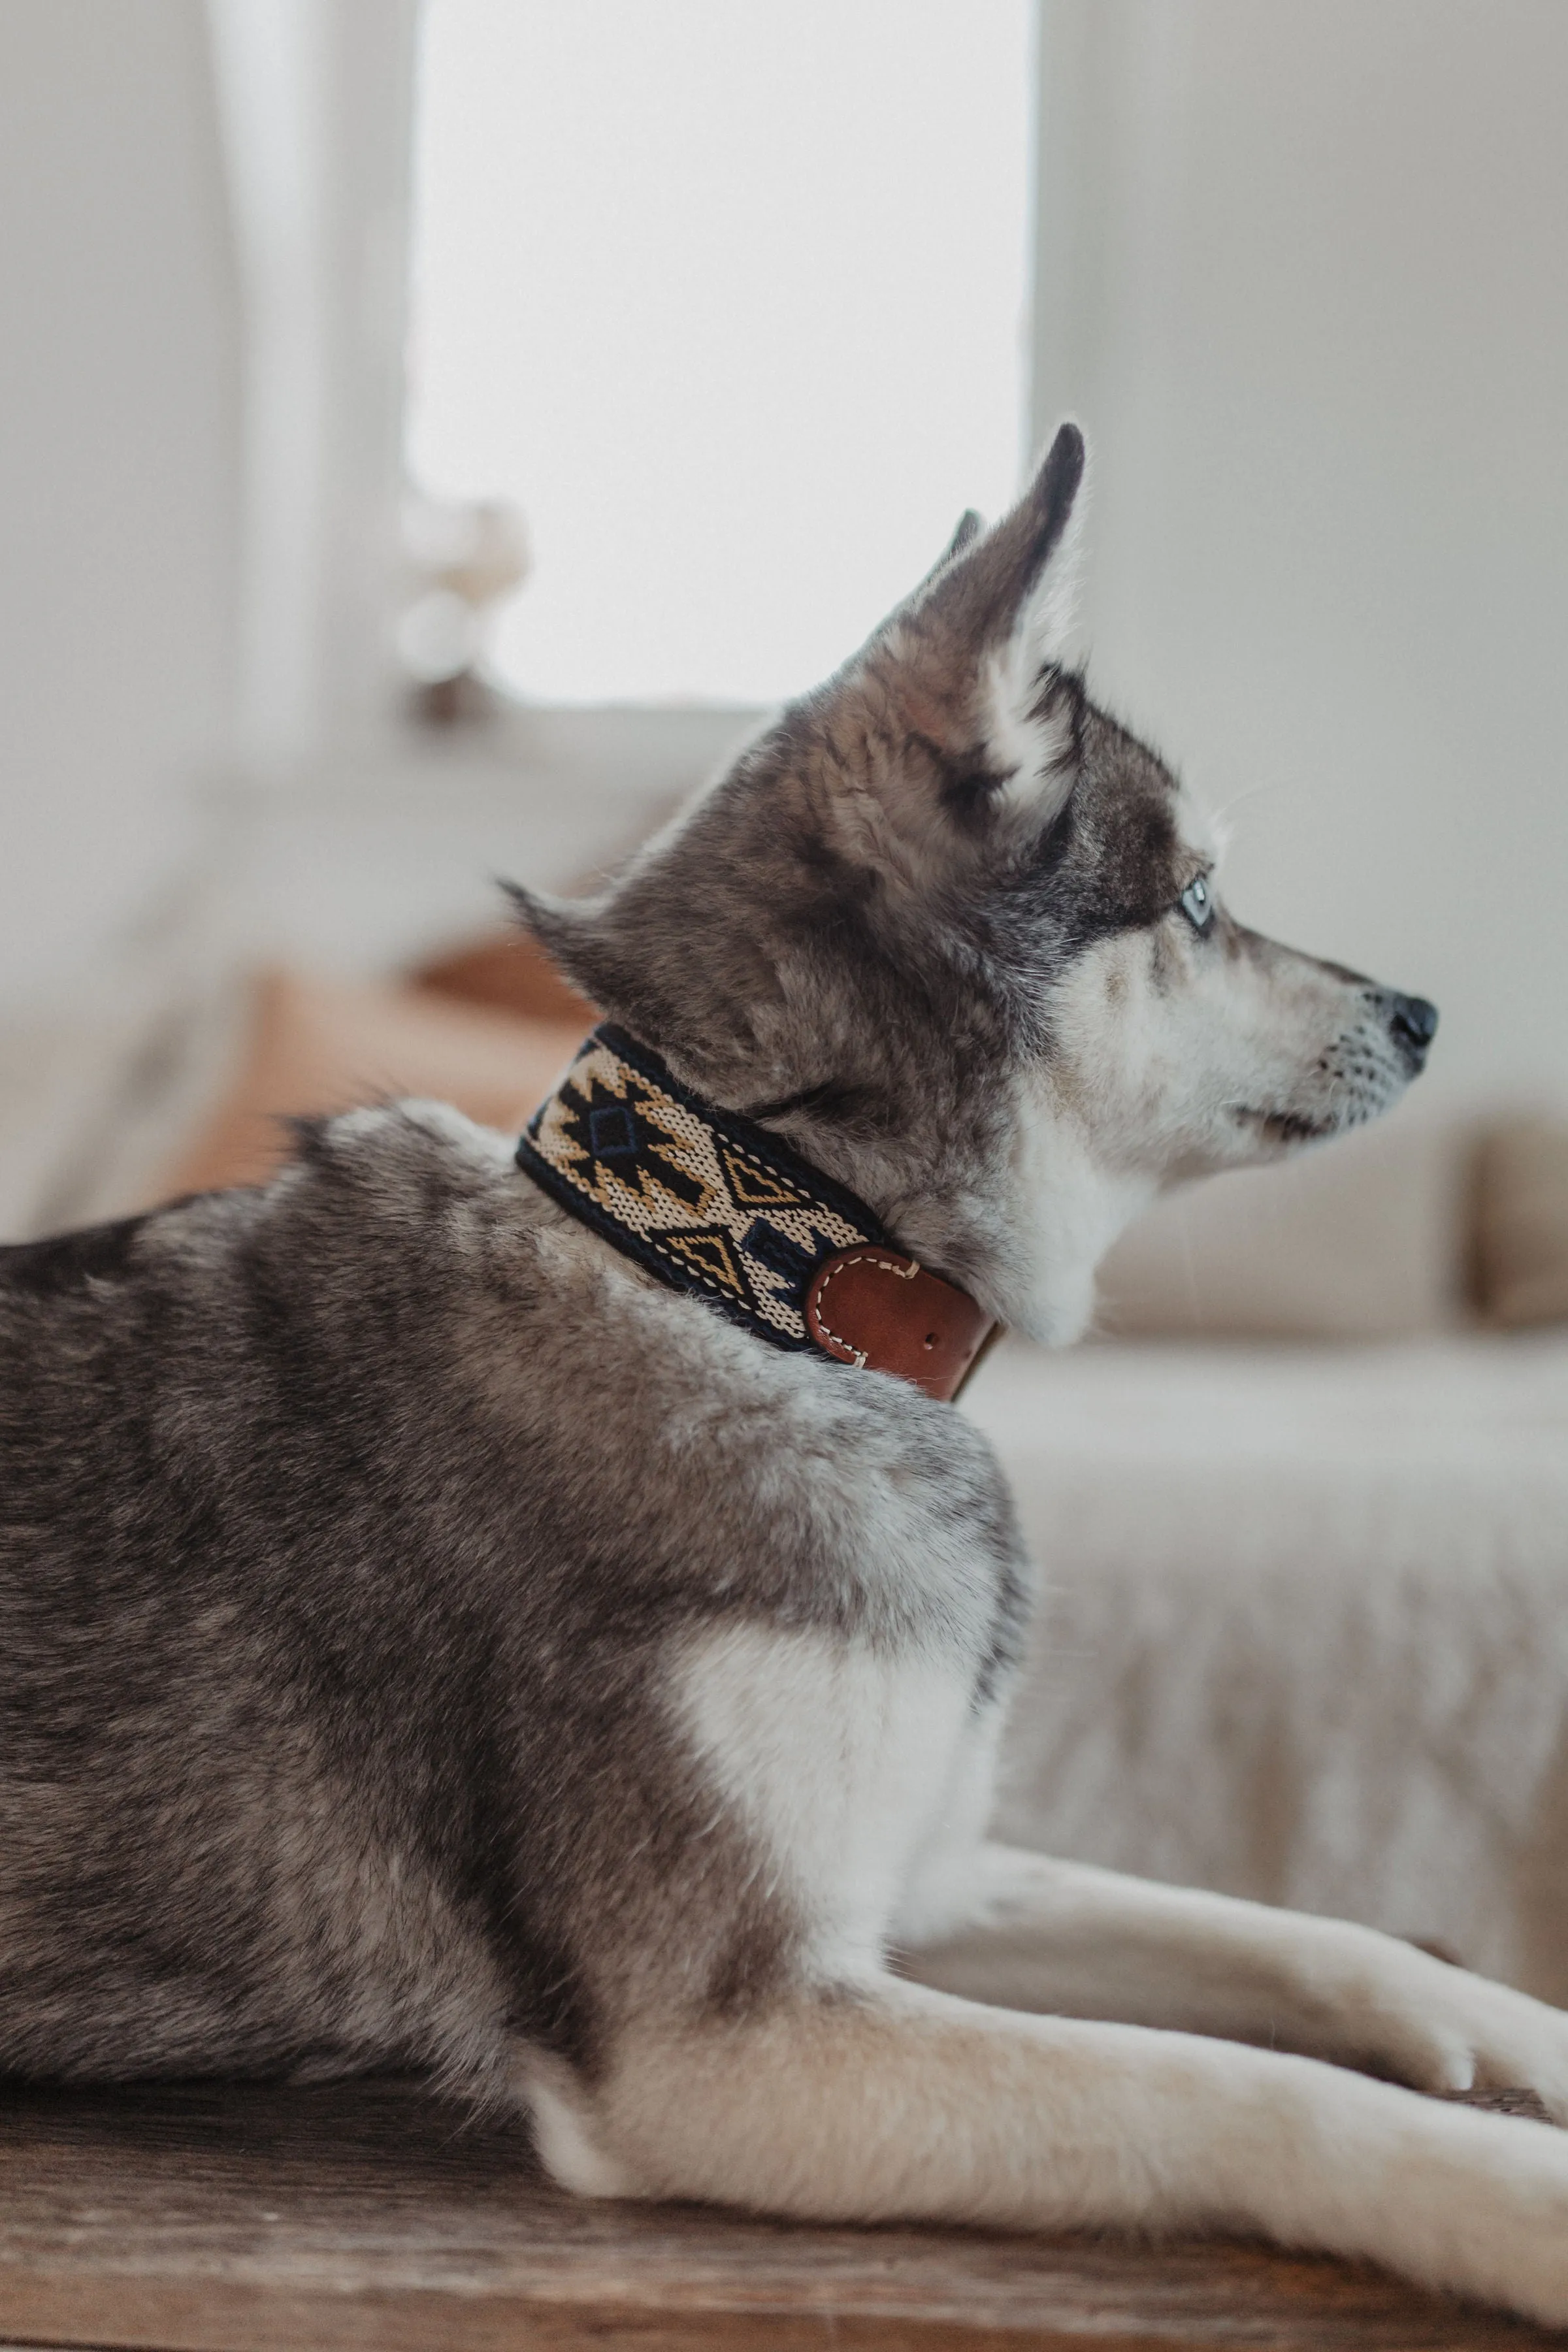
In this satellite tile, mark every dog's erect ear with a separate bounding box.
[917,422,1086,665]
[820,424,1087,881]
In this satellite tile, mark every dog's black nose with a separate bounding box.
[1389,992,1439,1064]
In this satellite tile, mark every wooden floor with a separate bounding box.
[0,2077,1561,2351]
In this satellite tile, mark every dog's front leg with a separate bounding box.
[568,1976,1568,2324]
[898,1844,1568,2114]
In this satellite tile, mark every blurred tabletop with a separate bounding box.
[0,2076,1558,2351]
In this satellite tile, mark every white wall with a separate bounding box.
[1034,0,1568,1106]
[0,0,238,1009]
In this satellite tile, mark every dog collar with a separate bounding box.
[516,1024,997,1402]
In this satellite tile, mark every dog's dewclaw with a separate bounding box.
[1446,2086,1556,2123]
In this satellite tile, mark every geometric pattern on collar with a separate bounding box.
[515,1023,895,1355]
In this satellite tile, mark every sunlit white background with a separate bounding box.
[407,0,1033,706]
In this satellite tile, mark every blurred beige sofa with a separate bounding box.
[964,1121,1568,2006]
[4,938,1567,2006]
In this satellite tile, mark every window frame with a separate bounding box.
[208,0,1059,813]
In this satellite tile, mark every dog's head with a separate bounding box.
[515,425,1437,1342]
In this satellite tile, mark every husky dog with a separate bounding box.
[5,425,1568,2324]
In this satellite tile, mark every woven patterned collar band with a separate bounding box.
[516,1024,997,1403]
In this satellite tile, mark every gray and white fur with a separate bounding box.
[6,426,1568,2324]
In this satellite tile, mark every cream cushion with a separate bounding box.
[1096,1111,1473,1341]
[1471,1115,1568,1330]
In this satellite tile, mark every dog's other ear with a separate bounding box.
[504,877,779,1074]
[921,508,985,585]
[502,883,632,1022]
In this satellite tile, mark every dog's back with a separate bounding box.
[0,1099,1011,2092]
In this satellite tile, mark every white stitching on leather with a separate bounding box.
[809,1252,919,1367]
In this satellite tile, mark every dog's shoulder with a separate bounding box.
[3,1097,1026,1665]
[272,1097,1029,1652]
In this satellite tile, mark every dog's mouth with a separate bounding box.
[1232,1105,1340,1149]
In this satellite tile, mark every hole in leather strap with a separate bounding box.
[805,1249,996,1402]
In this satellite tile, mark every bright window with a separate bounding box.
[407,0,1034,706]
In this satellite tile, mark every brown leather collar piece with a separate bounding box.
[805,1249,998,1403]
[518,1026,1002,1405]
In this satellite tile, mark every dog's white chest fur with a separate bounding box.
[674,1623,992,1974]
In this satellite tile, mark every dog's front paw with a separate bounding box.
[1337,1941,1568,2123]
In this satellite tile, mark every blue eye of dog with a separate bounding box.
[1179,875,1213,932]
